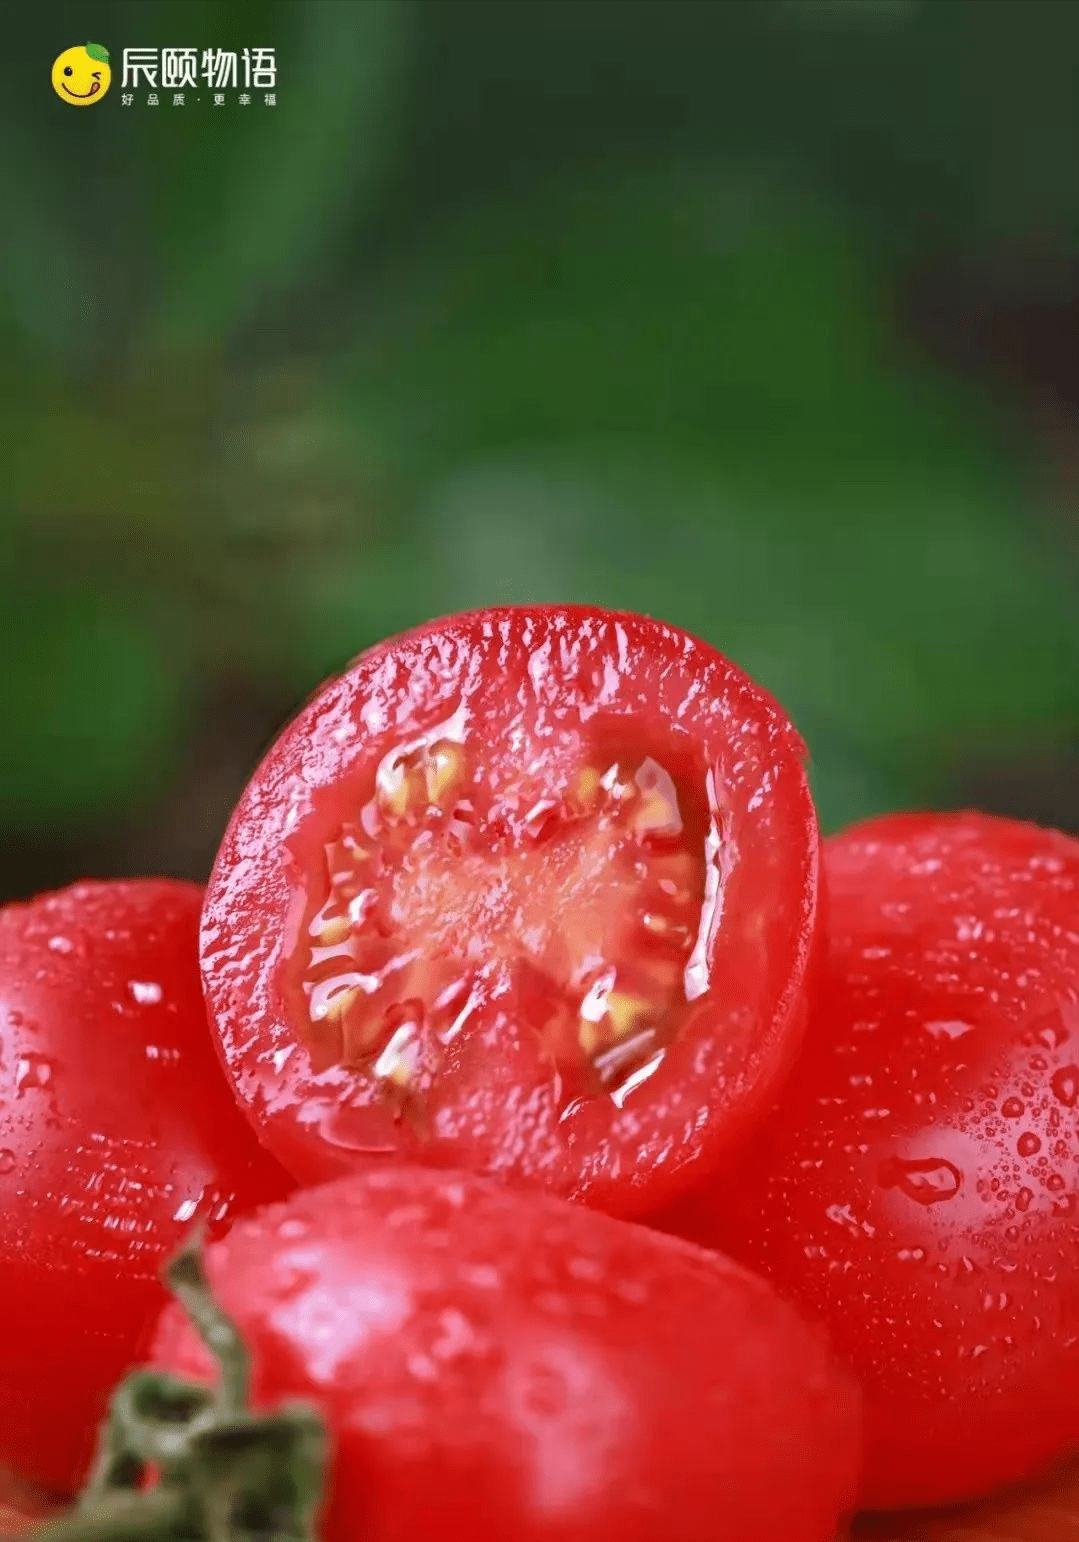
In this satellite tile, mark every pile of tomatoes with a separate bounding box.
[2,606,1077,1542]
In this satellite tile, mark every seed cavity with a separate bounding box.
[284,734,720,1123]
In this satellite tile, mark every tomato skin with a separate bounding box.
[652,812,1079,1511]
[0,881,293,1495]
[201,605,820,1217]
[149,1166,859,1542]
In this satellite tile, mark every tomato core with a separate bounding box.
[282,718,725,1123]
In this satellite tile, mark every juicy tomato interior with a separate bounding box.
[204,607,820,1214]
[281,718,723,1127]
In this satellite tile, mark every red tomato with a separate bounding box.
[652,812,1079,1511]
[0,881,292,1495]
[852,1455,1079,1540]
[201,606,820,1216]
[150,1165,859,1542]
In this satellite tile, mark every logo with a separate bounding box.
[119,48,278,108]
[52,42,112,106]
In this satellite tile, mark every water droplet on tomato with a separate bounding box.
[1001,1097,1025,1118]
[128,980,163,1005]
[0,1148,15,1174]
[1051,1065,1079,1106]
[878,1155,962,1205]
[1016,1186,1034,1212]
[47,935,73,955]
[1037,1020,1068,1051]
[924,1019,974,1042]
[1017,1132,1041,1157]
[14,1054,54,1097]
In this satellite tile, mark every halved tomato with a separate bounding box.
[201,607,820,1215]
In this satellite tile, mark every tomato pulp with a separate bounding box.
[0,881,291,1494]
[653,812,1079,1509]
[201,607,820,1215]
[150,1166,860,1542]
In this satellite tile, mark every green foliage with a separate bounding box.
[0,0,1076,846]
[0,582,190,828]
[330,175,1078,805]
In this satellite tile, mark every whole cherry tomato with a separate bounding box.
[200,606,821,1216]
[653,812,1079,1510]
[150,1166,860,1542]
[0,881,292,1495]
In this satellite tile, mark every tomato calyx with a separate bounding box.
[29,1239,327,1542]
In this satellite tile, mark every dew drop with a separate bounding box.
[878,1156,962,1206]
[0,1149,15,1175]
[1016,1187,1034,1212]
[1017,1132,1042,1158]
[1050,1066,1079,1107]
[1001,1097,1025,1119]
[924,1019,974,1042]
[14,1054,54,1097]
[129,980,163,1006]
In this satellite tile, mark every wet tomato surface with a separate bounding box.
[150,1166,859,1542]
[653,812,1079,1511]
[851,1453,1079,1539]
[200,606,820,1216]
[0,881,291,1495]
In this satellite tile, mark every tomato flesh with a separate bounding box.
[283,734,712,1121]
[652,812,1079,1510]
[0,881,292,1494]
[203,607,821,1215]
[149,1166,860,1542]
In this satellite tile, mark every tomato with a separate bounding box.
[149,1165,859,1542]
[652,812,1079,1511]
[0,880,292,1495]
[201,606,820,1216]
[0,1468,57,1537]
[852,1454,1079,1540]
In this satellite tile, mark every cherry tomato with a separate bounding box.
[201,606,820,1216]
[0,881,292,1495]
[653,812,1079,1511]
[150,1165,859,1542]
[852,1454,1079,1540]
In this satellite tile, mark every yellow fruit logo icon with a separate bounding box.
[51,42,111,106]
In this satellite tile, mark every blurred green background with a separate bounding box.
[2,0,1078,903]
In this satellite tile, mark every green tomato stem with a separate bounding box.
[28,1490,188,1542]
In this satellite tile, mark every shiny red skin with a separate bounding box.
[150,1166,859,1542]
[0,881,292,1495]
[653,812,1079,1510]
[200,606,820,1217]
